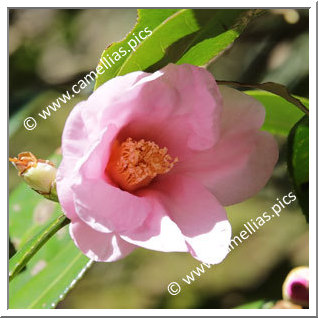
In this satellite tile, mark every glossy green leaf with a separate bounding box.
[244,90,308,136]
[95,9,256,89]
[287,116,309,221]
[9,153,92,308]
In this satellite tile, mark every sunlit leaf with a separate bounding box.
[244,90,308,136]
[94,9,178,89]
[10,240,92,309]
[95,9,258,89]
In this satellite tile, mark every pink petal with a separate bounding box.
[71,125,152,233]
[70,219,136,262]
[83,64,222,154]
[151,175,232,264]
[180,87,278,206]
[58,117,152,233]
[186,130,278,206]
[73,178,152,234]
[56,101,88,219]
[159,64,222,150]
[120,191,188,252]
[218,85,266,136]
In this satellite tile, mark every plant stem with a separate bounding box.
[9,214,70,282]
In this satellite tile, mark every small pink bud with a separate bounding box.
[282,266,309,307]
[10,152,58,201]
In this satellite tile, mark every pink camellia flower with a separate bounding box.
[56,64,278,264]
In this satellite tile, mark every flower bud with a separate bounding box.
[282,266,309,307]
[9,152,58,201]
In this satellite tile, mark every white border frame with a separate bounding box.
[2,2,316,316]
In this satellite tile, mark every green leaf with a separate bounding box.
[94,9,179,89]
[95,9,256,89]
[175,9,261,66]
[10,241,92,309]
[9,153,92,308]
[9,214,70,282]
[243,90,308,136]
[287,116,309,221]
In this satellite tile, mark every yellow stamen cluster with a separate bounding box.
[107,138,177,192]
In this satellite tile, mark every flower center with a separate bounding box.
[106,137,178,192]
